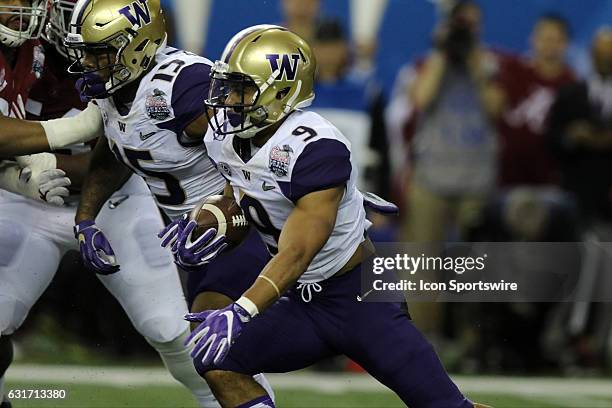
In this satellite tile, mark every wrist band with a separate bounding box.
[236,296,259,317]
[42,102,104,150]
[257,275,281,298]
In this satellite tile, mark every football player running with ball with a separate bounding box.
[170,25,491,408]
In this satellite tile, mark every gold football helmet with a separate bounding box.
[205,24,316,139]
[64,0,166,98]
[0,0,48,48]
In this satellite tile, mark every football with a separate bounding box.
[189,195,250,249]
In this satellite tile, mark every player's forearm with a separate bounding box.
[55,152,92,190]
[0,117,50,158]
[242,191,340,311]
[76,140,131,222]
[0,103,104,158]
[242,246,314,311]
[184,112,210,140]
[41,102,104,150]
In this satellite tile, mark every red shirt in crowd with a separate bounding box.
[498,55,575,186]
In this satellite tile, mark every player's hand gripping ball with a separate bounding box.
[159,195,249,270]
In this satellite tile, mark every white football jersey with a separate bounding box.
[97,47,225,218]
[204,110,367,283]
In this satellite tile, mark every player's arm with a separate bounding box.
[75,135,131,223]
[74,136,130,274]
[183,185,345,368]
[0,117,48,157]
[55,152,92,190]
[242,186,343,311]
[0,102,104,157]
[183,111,209,140]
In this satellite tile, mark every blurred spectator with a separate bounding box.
[281,0,320,45]
[470,188,579,242]
[310,19,389,196]
[309,18,392,241]
[548,27,612,225]
[545,29,612,372]
[499,14,576,187]
[401,0,505,243]
[387,0,507,340]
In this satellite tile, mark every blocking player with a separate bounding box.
[170,25,490,408]
[0,1,264,407]
[62,0,273,404]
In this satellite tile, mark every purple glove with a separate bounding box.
[74,220,119,274]
[75,72,108,101]
[362,191,399,215]
[184,302,252,367]
[172,220,228,269]
[158,213,189,252]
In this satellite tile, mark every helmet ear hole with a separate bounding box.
[134,39,149,52]
[276,87,291,100]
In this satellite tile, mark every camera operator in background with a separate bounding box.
[402,0,505,244]
[395,1,506,340]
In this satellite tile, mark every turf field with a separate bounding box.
[6,365,612,408]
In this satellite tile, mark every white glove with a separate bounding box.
[0,155,71,206]
[16,153,58,174]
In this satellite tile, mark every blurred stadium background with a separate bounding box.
[8,0,612,407]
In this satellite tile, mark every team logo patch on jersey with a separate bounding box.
[32,45,45,79]
[269,145,292,177]
[145,89,171,120]
[219,162,232,177]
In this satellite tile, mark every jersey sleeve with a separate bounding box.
[279,138,352,202]
[156,62,211,140]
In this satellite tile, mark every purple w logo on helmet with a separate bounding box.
[119,0,151,27]
[266,54,300,81]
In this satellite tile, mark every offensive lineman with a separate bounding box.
[170,25,490,408]
[64,0,273,404]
